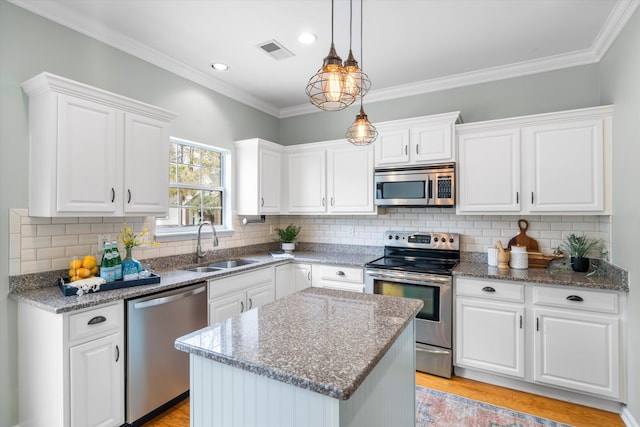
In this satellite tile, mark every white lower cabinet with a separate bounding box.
[533,287,620,399]
[454,277,623,402]
[18,301,124,427]
[311,264,364,293]
[275,263,312,299]
[208,266,275,324]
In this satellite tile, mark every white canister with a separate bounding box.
[509,245,528,269]
[487,247,498,267]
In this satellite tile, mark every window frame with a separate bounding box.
[155,136,233,241]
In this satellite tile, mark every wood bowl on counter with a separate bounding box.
[527,251,564,268]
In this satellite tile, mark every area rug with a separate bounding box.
[416,386,574,427]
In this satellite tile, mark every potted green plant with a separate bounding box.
[275,223,301,252]
[561,233,600,272]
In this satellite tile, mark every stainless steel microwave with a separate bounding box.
[374,163,455,207]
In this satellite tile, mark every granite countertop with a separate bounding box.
[454,261,628,292]
[174,287,423,400]
[9,250,377,314]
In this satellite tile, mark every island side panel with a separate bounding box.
[339,319,416,427]
[189,355,339,427]
[188,319,416,427]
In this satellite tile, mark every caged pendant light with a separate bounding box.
[346,0,377,145]
[343,0,370,99]
[305,0,357,111]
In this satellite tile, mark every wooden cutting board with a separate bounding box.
[508,219,539,251]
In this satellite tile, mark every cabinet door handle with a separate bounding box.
[115,345,120,362]
[416,144,419,155]
[536,317,539,331]
[519,315,523,329]
[127,189,132,204]
[307,271,311,281]
[322,197,325,207]
[336,271,346,276]
[240,301,245,313]
[248,298,253,309]
[331,197,334,207]
[481,286,496,293]
[261,197,264,207]
[566,295,584,302]
[405,145,408,156]
[531,192,534,204]
[88,315,106,325]
[516,192,519,204]
[111,188,115,203]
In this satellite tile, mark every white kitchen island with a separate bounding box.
[175,287,422,427]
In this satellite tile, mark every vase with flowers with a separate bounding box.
[118,223,155,281]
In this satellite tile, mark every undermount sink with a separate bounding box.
[183,266,223,273]
[182,259,259,273]
[206,259,259,269]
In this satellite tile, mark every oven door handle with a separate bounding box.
[365,269,452,286]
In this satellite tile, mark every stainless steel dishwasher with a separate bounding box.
[126,282,207,425]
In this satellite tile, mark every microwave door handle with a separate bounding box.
[427,178,433,203]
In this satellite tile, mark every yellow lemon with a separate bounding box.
[76,268,91,278]
[70,276,80,282]
[90,266,98,275]
[82,256,96,269]
[69,259,83,269]
[69,268,77,277]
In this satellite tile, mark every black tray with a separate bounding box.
[58,274,161,296]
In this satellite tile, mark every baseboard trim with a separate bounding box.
[455,367,624,413]
[621,407,640,427]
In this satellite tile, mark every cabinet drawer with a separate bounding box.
[68,302,122,342]
[313,264,363,284]
[209,267,273,299]
[533,286,618,314]
[456,278,524,303]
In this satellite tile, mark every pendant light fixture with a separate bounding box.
[343,0,370,98]
[305,0,356,111]
[346,0,377,145]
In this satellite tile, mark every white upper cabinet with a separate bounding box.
[456,106,612,215]
[374,111,461,167]
[21,72,177,217]
[287,146,327,213]
[286,140,375,215]
[235,138,283,215]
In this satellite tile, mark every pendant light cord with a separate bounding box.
[349,0,353,51]
[331,0,335,45]
[360,0,364,107]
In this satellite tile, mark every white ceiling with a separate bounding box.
[10,0,639,118]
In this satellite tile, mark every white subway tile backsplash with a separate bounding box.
[66,224,92,235]
[36,224,66,236]
[37,247,65,260]
[22,236,52,249]
[90,223,115,233]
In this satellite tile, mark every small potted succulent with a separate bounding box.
[275,223,301,252]
[561,233,600,272]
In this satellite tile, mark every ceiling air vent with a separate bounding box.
[257,39,294,60]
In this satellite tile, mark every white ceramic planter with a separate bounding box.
[282,242,296,253]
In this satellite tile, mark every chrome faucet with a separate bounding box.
[196,221,218,263]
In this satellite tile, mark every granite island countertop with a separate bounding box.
[9,250,378,314]
[454,261,628,292]
[174,287,423,400]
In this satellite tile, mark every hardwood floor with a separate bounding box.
[143,372,624,426]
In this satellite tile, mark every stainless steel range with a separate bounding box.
[365,230,460,378]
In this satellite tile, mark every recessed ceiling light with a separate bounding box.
[210,63,229,71]
[298,33,317,44]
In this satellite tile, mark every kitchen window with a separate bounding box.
[156,137,231,239]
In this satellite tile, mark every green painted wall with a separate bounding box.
[278,65,601,145]
[600,6,640,423]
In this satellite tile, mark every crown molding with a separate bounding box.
[10,0,639,120]
[7,0,281,117]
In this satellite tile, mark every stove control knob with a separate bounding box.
[388,235,393,240]
[433,237,439,242]
[449,237,454,243]
[395,235,400,240]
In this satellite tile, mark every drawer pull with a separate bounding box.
[240,301,245,313]
[88,315,106,325]
[248,298,253,309]
[127,189,132,204]
[481,286,496,293]
[566,295,584,302]
[336,271,346,276]
[115,345,120,362]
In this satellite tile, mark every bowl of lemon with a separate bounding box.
[68,255,98,282]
